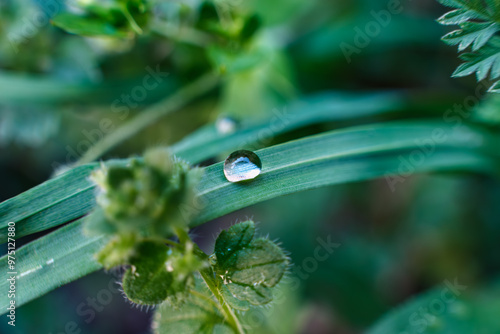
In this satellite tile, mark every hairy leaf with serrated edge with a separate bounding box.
[122,241,173,305]
[213,221,288,306]
[214,221,255,270]
[227,238,287,288]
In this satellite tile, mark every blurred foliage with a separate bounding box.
[1,0,500,333]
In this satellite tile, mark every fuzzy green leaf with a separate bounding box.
[213,221,288,306]
[219,283,252,311]
[213,221,255,270]
[122,241,174,305]
[224,238,287,289]
[122,240,204,306]
[224,281,273,306]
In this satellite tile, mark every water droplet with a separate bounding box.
[223,150,262,183]
[216,116,239,135]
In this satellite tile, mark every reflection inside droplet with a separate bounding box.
[223,150,262,183]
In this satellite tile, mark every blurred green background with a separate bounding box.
[1,0,500,333]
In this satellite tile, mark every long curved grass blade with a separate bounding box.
[0,92,404,242]
[193,121,500,224]
[0,219,107,311]
[1,121,499,313]
[170,91,405,163]
[0,164,98,242]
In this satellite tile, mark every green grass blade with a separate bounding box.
[193,121,500,224]
[0,164,98,242]
[170,92,405,162]
[1,121,500,313]
[0,92,404,242]
[0,219,107,312]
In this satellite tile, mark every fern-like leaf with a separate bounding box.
[438,0,500,92]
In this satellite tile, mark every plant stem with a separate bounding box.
[174,225,245,333]
[75,72,219,166]
[121,4,143,35]
[198,261,245,334]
